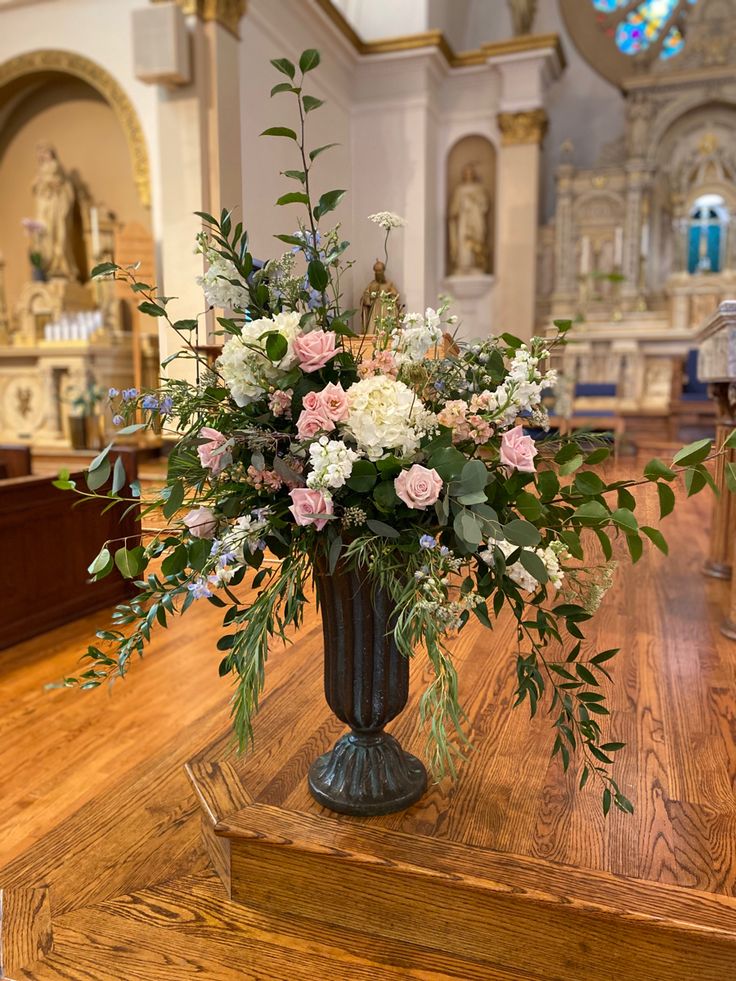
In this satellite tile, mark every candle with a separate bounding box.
[90,206,100,259]
[640,219,649,257]
[614,226,623,265]
[580,235,591,275]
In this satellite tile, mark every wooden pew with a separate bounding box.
[0,444,32,480]
[0,448,139,650]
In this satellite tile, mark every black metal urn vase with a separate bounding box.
[308,559,427,816]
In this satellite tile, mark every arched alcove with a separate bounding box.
[445,135,495,277]
[0,58,152,322]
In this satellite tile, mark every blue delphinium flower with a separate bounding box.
[141,394,159,411]
[439,545,451,558]
[108,387,119,398]
[419,534,437,550]
[121,387,139,401]
[112,414,124,426]
[187,577,212,600]
[159,396,174,416]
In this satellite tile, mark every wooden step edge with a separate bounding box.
[184,757,252,898]
[216,800,736,943]
[0,887,53,980]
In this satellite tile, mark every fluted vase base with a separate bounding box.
[308,731,427,816]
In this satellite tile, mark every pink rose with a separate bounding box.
[183,506,217,539]
[318,382,349,422]
[394,464,443,510]
[197,427,232,475]
[499,425,537,473]
[288,487,334,530]
[296,407,334,439]
[293,330,338,372]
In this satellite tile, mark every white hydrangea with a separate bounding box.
[391,307,443,364]
[342,375,435,461]
[307,437,360,490]
[217,311,301,407]
[480,538,566,592]
[368,211,407,229]
[197,255,249,311]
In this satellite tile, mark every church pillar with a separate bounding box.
[621,161,651,309]
[553,161,576,306]
[495,109,547,339]
[147,0,245,372]
[491,42,563,339]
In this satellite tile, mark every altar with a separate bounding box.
[0,142,143,450]
[537,0,736,434]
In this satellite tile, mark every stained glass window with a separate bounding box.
[591,0,700,60]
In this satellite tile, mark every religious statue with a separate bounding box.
[360,260,400,334]
[448,164,491,275]
[508,0,537,36]
[32,143,77,280]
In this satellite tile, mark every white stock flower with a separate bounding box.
[368,211,407,230]
[217,311,301,407]
[343,375,435,461]
[307,437,360,490]
[391,308,444,364]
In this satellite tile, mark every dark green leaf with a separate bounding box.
[328,534,343,575]
[299,49,320,73]
[265,332,288,362]
[138,301,166,317]
[626,532,643,563]
[346,460,377,492]
[162,545,188,577]
[672,438,712,467]
[111,456,126,496]
[573,500,609,526]
[428,446,465,481]
[162,480,185,519]
[503,519,541,547]
[302,95,324,112]
[519,549,548,584]
[366,519,400,539]
[641,525,668,554]
[657,481,675,518]
[86,457,111,491]
[537,469,559,502]
[644,458,676,481]
[685,466,707,496]
[270,81,297,96]
[612,508,637,532]
[270,57,296,79]
[314,188,346,220]
[90,261,117,278]
[261,126,298,140]
[307,259,329,292]
[276,191,310,207]
[309,143,339,162]
[88,546,112,578]
[603,788,612,816]
[283,170,306,182]
[574,471,606,497]
[114,545,145,579]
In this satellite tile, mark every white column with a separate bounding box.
[491,44,563,340]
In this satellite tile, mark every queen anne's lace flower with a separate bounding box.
[217,312,301,406]
[368,211,407,229]
[342,375,435,461]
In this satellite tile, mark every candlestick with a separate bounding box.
[90,206,100,259]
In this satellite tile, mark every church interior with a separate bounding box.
[2,1,736,978]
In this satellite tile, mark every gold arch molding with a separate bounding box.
[0,49,151,208]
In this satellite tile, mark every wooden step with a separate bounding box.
[187,750,736,981]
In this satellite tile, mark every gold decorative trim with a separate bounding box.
[0,49,151,208]
[313,0,564,69]
[498,109,548,146]
[152,0,246,38]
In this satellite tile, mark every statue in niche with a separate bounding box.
[508,0,537,36]
[32,143,78,280]
[448,163,491,275]
[360,259,400,334]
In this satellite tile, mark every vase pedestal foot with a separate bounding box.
[308,731,427,816]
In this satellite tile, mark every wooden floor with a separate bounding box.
[2,458,736,977]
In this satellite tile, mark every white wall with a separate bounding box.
[240,0,354,290]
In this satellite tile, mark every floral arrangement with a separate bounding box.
[21,217,46,274]
[57,50,736,817]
